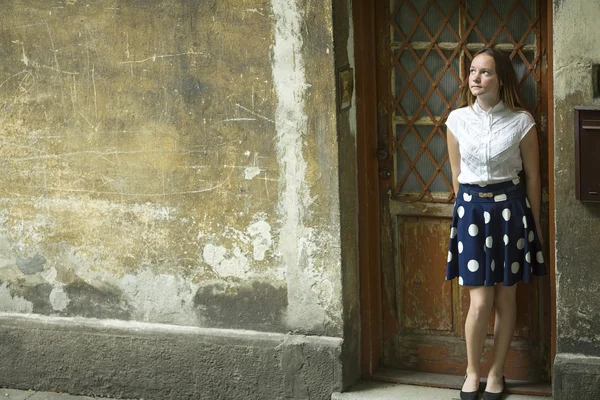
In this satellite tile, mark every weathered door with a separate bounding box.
[374,0,551,382]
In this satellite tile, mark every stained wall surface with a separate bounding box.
[553,0,600,398]
[553,0,600,356]
[0,0,344,336]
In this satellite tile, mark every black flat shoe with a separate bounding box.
[482,376,506,400]
[460,374,480,400]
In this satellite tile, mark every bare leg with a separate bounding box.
[462,285,495,392]
[485,283,518,393]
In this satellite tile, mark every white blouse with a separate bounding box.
[446,100,535,185]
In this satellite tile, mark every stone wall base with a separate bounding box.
[553,353,600,400]
[0,314,343,400]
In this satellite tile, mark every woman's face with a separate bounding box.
[469,54,500,103]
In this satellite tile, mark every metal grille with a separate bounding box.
[389,0,541,202]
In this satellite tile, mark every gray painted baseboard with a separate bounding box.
[0,313,343,400]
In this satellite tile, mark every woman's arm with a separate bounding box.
[447,128,461,195]
[520,125,544,245]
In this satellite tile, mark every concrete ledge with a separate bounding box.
[0,313,343,400]
[0,388,126,400]
[553,353,600,400]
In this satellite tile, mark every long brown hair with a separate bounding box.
[458,47,525,111]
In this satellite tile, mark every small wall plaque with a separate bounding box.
[337,65,354,111]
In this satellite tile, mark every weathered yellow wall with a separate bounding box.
[554,0,600,355]
[0,0,343,336]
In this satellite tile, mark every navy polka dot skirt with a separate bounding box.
[445,177,546,287]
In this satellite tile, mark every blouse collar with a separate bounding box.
[474,99,505,116]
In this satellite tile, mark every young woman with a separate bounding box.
[445,47,546,400]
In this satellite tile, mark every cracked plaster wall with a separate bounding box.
[554,0,600,356]
[0,0,344,337]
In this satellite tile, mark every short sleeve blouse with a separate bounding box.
[446,100,535,185]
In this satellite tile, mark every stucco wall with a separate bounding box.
[553,0,600,398]
[0,0,344,336]
[553,0,600,356]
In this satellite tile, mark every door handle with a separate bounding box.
[376,147,389,161]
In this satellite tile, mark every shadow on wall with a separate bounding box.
[194,281,288,331]
[5,280,132,320]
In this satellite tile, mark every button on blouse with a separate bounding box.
[445,101,536,185]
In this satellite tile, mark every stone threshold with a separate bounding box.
[332,381,553,400]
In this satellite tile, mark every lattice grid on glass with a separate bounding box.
[389,0,541,202]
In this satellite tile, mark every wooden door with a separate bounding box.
[373,0,551,383]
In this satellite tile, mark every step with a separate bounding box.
[332,381,552,400]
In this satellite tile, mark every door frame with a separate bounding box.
[353,0,556,385]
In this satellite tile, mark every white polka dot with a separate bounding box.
[459,276,464,286]
[484,211,491,224]
[529,231,535,242]
[458,241,464,254]
[517,238,525,250]
[450,227,457,239]
[494,194,507,202]
[448,251,453,262]
[468,260,479,272]
[502,208,511,221]
[511,262,520,274]
[486,236,493,248]
[526,197,531,208]
[512,177,520,185]
[491,260,496,271]
[503,234,509,245]
[468,224,479,236]
[463,193,473,202]
[478,183,488,187]
[523,216,528,228]
[536,251,544,263]
[458,206,465,218]
[525,252,531,263]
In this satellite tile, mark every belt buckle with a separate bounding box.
[478,192,493,198]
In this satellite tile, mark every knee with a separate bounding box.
[469,299,493,319]
[494,286,518,314]
[494,295,517,314]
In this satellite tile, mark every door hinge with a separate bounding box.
[542,51,548,74]
[540,112,547,134]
